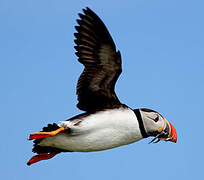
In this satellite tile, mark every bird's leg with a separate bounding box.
[29,127,66,140]
[27,152,59,166]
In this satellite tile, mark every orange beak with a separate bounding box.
[149,119,177,144]
[157,119,177,143]
[168,121,177,143]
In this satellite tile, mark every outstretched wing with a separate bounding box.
[74,7,122,112]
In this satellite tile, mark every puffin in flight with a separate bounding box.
[27,7,177,166]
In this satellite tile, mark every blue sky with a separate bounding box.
[1,0,204,179]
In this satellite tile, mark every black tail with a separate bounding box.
[32,123,70,153]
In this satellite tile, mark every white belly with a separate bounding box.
[39,108,143,152]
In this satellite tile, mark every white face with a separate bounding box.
[140,109,166,136]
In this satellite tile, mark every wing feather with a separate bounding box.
[74,8,122,112]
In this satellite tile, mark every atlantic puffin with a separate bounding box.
[27,7,177,166]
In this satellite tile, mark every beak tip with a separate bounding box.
[171,138,177,143]
[168,121,177,143]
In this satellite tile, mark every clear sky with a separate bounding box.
[1,0,204,179]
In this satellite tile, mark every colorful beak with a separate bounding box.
[167,121,177,143]
[159,119,177,143]
[150,119,177,144]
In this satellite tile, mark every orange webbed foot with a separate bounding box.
[27,152,59,166]
[29,127,66,140]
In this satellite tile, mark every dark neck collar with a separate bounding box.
[133,109,148,138]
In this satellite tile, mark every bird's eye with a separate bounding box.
[154,116,159,122]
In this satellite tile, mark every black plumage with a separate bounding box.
[32,123,72,153]
[32,7,125,154]
[74,7,123,112]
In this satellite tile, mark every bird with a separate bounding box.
[27,7,177,166]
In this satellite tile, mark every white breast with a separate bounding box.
[39,107,143,152]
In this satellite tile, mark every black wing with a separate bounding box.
[74,7,122,112]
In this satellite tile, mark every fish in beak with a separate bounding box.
[149,119,177,144]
